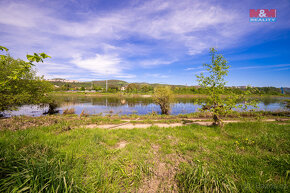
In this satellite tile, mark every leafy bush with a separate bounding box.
[153,86,174,115]
[0,46,53,112]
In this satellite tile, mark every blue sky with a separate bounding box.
[0,0,289,87]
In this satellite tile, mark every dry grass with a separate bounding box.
[80,109,89,117]
[63,108,75,115]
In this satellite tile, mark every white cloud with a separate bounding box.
[35,62,73,73]
[0,0,246,57]
[71,54,123,75]
[115,74,136,79]
[185,66,203,71]
[1,0,289,81]
[139,59,176,67]
[0,3,41,28]
[34,62,87,80]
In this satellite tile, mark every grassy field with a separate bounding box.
[0,115,289,192]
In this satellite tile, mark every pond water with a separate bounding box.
[3,95,289,117]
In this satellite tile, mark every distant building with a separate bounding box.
[232,86,251,89]
[120,86,126,91]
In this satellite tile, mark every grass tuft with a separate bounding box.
[63,108,75,115]
[176,161,237,193]
[0,143,81,192]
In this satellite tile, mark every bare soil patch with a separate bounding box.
[138,143,186,193]
[115,141,128,149]
[83,123,184,129]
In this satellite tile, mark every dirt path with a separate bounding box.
[115,141,128,149]
[83,122,184,129]
[82,118,288,129]
[138,145,181,193]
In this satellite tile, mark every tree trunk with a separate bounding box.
[160,104,170,115]
[213,114,222,126]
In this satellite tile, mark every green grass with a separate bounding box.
[176,160,237,192]
[0,118,289,192]
[0,143,80,192]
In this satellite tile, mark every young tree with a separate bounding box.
[126,83,139,93]
[196,48,256,126]
[141,84,151,93]
[0,46,53,112]
[153,86,174,115]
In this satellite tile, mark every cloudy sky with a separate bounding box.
[0,0,289,86]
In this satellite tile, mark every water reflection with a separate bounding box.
[3,96,289,117]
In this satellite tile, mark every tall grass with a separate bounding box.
[0,143,81,192]
[176,161,237,193]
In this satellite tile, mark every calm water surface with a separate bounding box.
[3,95,289,117]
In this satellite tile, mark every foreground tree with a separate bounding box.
[153,86,174,115]
[196,48,256,126]
[0,46,53,113]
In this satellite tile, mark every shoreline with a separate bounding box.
[50,91,290,98]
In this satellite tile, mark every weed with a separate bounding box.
[80,109,89,117]
[63,108,75,115]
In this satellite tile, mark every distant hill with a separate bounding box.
[92,80,128,87]
[47,79,180,89]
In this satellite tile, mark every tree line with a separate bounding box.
[54,81,285,95]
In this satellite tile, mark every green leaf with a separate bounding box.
[26,54,35,62]
[26,52,50,63]
[0,55,7,60]
[40,52,51,59]
[0,45,9,52]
